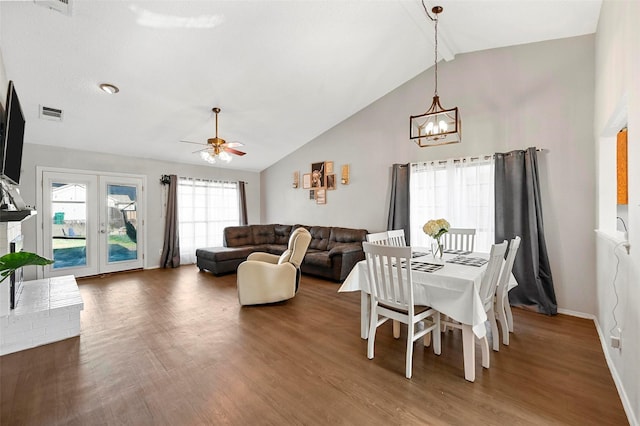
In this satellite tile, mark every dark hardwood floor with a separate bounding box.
[0,266,627,425]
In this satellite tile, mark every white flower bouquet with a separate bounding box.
[423,218,450,259]
[423,218,450,240]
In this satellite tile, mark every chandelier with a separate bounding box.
[410,4,461,147]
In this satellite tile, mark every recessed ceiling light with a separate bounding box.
[99,83,119,94]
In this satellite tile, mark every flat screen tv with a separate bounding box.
[0,80,26,185]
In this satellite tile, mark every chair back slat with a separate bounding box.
[479,241,508,306]
[366,232,389,245]
[387,229,407,247]
[443,228,476,252]
[363,242,413,312]
[496,236,521,300]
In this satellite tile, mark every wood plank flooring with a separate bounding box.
[0,266,628,425]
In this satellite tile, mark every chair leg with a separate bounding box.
[423,329,431,347]
[480,336,490,369]
[488,308,500,352]
[432,313,441,355]
[367,306,378,360]
[504,294,514,332]
[497,305,510,346]
[406,322,414,379]
[393,320,401,339]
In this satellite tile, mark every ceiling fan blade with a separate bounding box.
[225,147,246,156]
[225,141,244,148]
[180,140,206,146]
[192,147,211,154]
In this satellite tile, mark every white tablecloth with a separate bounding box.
[338,252,517,338]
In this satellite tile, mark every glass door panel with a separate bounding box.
[51,182,88,269]
[43,172,99,278]
[107,184,138,263]
[99,176,144,273]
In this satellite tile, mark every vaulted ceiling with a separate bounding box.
[0,0,601,172]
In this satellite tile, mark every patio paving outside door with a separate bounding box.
[42,171,144,278]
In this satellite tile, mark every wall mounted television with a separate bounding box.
[0,80,26,186]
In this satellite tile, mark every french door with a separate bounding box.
[40,170,145,278]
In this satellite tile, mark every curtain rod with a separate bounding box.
[160,174,247,185]
[412,148,545,167]
[178,176,249,185]
[178,176,247,185]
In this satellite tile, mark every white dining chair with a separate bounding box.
[494,236,521,349]
[363,242,441,379]
[442,228,476,253]
[366,231,389,245]
[441,241,508,368]
[386,229,407,338]
[387,229,407,247]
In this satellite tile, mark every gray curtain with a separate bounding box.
[495,147,557,315]
[160,174,180,268]
[238,181,248,226]
[387,163,410,244]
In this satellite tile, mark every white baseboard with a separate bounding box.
[592,317,638,426]
[556,308,595,319]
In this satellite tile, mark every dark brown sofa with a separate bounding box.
[195,224,368,282]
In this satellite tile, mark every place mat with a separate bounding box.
[447,256,488,267]
[442,249,472,255]
[396,260,444,273]
[411,251,430,258]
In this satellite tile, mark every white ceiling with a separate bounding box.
[0,0,601,172]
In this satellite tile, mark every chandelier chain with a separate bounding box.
[421,0,439,96]
[434,14,438,96]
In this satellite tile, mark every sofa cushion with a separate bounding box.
[264,244,288,255]
[328,227,368,250]
[252,224,276,245]
[196,246,256,262]
[303,250,331,268]
[308,226,331,251]
[274,224,292,245]
[224,226,254,247]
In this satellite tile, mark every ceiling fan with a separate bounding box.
[180,107,246,164]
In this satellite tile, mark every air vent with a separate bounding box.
[39,105,64,121]
[34,0,73,16]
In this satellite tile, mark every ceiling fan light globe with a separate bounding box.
[219,151,232,163]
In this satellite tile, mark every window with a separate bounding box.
[178,177,240,264]
[410,156,495,251]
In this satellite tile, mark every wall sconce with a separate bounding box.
[341,164,350,185]
[293,171,299,189]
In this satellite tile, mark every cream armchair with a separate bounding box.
[237,227,312,306]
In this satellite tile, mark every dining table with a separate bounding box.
[338,249,517,382]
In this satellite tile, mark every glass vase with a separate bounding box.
[431,240,443,259]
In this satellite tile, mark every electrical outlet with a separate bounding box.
[611,328,622,349]
[610,336,620,348]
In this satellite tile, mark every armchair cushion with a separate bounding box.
[278,249,292,264]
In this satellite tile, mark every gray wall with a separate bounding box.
[595,0,639,423]
[262,35,596,317]
[18,144,261,277]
